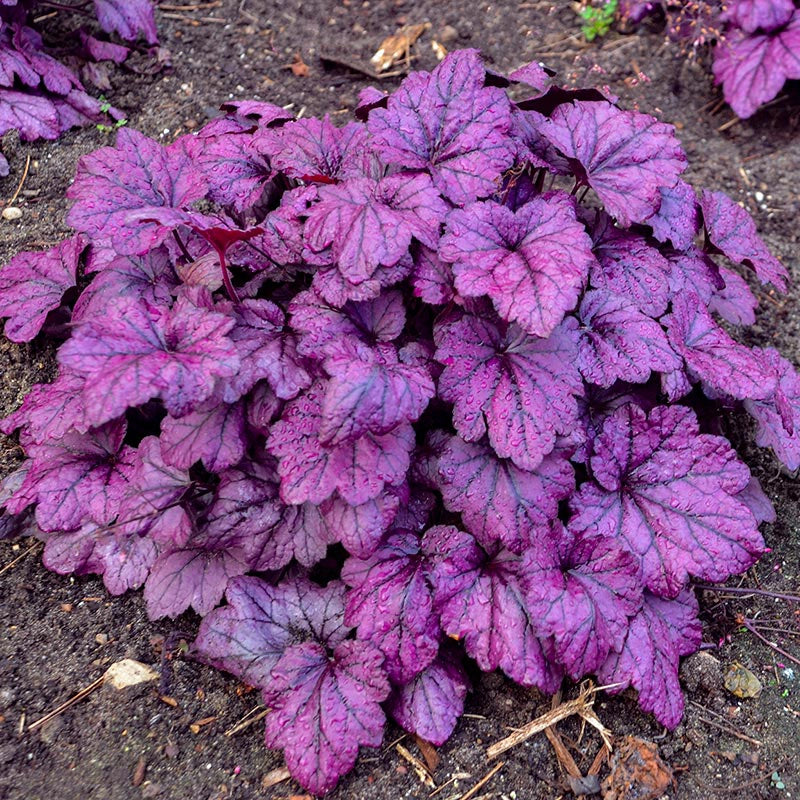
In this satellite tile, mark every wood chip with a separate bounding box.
[104,659,158,690]
[370,22,431,71]
[414,734,440,773]
[396,743,435,789]
[261,766,291,789]
[132,757,147,787]
[189,715,217,734]
[284,52,309,77]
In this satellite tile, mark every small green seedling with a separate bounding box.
[580,0,619,41]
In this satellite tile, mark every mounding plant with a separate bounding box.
[0,48,797,794]
[0,0,159,175]
[619,0,800,118]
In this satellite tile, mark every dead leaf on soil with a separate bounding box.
[104,659,158,690]
[602,735,674,800]
[261,766,291,789]
[370,22,431,72]
[723,662,763,698]
[283,52,310,77]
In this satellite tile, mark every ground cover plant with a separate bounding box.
[619,0,800,118]
[0,47,797,795]
[0,0,158,175]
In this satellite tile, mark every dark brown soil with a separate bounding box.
[2,2,800,798]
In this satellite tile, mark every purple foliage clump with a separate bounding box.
[619,0,800,118]
[0,0,159,173]
[0,49,796,794]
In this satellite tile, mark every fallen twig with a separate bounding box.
[5,155,31,207]
[457,762,504,800]
[689,701,762,747]
[27,675,105,732]
[397,743,435,789]
[224,705,268,736]
[0,541,41,576]
[739,617,800,669]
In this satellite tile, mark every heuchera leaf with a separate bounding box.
[342,530,439,683]
[541,100,687,226]
[386,647,469,745]
[266,381,414,505]
[571,404,764,596]
[708,266,758,326]
[435,312,582,470]
[424,524,563,692]
[437,435,574,553]
[664,292,776,401]
[92,0,158,44]
[523,523,642,677]
[713,14,800,119]
[722,0,795,33]
[598,590,702,728]
[66,129,207,255]
[321,488,402,558]
[647,179,699,251]
[59,294,239,425]
[575,290,680,387]
[0,235,83,342]
[264,639,389,796]
[251,500,332,571]
[700,189,789,291]
[440,193,595,337]
[368,49,515,205]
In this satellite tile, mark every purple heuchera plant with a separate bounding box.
[0,0,159,174]
[0,49,795,794]
[620,0,800,118]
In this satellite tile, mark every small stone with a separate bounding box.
[754,191,765,202]
[2,206,22,221]
[723,662,762,698]
[95,633,109,645]
[39,717,64,745]
[438,25,458,43]
[0,688,16,709]
[141,783,163,798]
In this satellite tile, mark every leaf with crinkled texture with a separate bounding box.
[598,590,701,728]
[93,0,158,43]
[590,215,673,317]
[437,436,573,553]
[368,49,515,205]
[745,348,800,471]
[20,420,135,532]
[411,244,457,305]
[320,339,434,444]
[708,266,757,326]
[700,189,789,291]
[576,290,680,387]
[342,530,439,682]
[435,312,582,470]
[312,254,413,307]
[713,16,800,119]
[570,403,764,596]
[508,60,552,93]
[272,116,370,180]
[542,100,686,226]
[440,194,594,337]
[0,468,36,541]
[665,292,776,401]
[722,0,794,32]
[322,488,402,558]
[66,129,207,255]
[304,173,445,284]
[523,523,642,677]
[59,294,239,425]
[250,501,332,571]
[160,398,246,472]
[0,235,83,342]
[386,647,469,745]
[0,89,60,141]
[267,381,415,506]
[265,639,389,796]
[290,289,405,358]
[424,524,563,691]
[738,475,776,524]
[194,574,350,690]
[647,180,698,251]
[95,529,159,594]
[40,524,104,576]
[1,371,87,443]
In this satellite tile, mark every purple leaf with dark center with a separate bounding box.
[320,339,434,444]
[304,173,445,284]
[92,0,158,43]
[571,403,765,596]
[264,639,389,796]
[0,235,83,342]
[312,253,413,306]
[664,292,776,400]
[440,193,594,337]
[713,15,800,119]
[647,179,698,251]
[21,420,135,532]
[267,381,415,505]
[598,590,701,728]
[66,129,207,255]
[368,49,515,204]
[250,501,332,571]
[194,574,350,691]
[386,647,469,745]
[411,244,457,305]
[342,530,439,682]
[745,348,800,471]
[435,311,582,470]
[437,435,574,553]
[160,398,246,472]
[542,100,687,226]
[576,290,680,387]
[59,294,239,425]
[700,189,789,291]
[424,524,563,691]
[522,523,642,677]
[666,247,724,304]
[321,487,402,558]
[94,528,159,594]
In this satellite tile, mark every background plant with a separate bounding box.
[0,49,797,795]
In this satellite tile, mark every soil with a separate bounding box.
[2,2,800,799]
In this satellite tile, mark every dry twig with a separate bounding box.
[397,743,436,789]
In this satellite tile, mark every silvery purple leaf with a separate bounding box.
[92,0,158,43]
